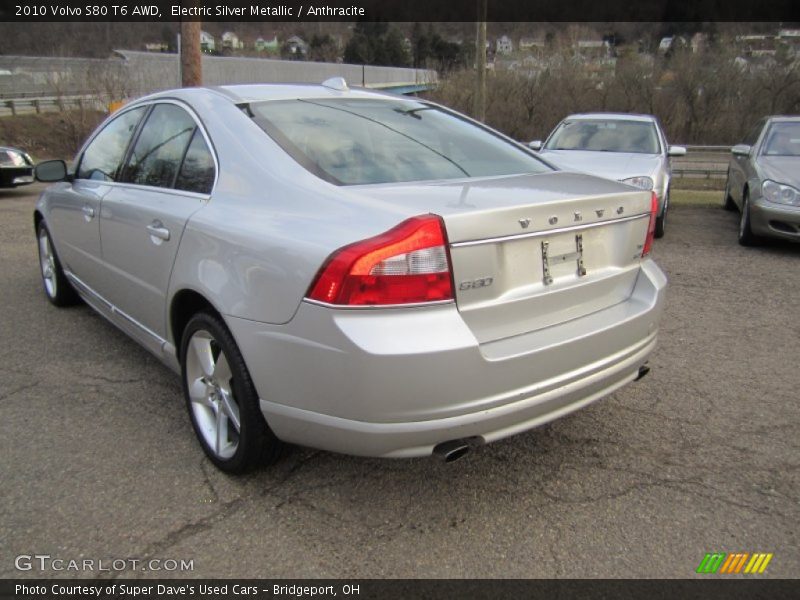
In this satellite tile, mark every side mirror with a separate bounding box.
[528,140,543,151]
[731,144,751,157]
[35,159,68,182]
[667,145,687,157]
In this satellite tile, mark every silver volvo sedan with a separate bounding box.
[34,81,667,473]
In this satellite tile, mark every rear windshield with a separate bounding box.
[545,119,661,154]
[249,98,551,185]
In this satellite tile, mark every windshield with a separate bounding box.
[249,98,551,185]
[544,119,661,154]
[761,122,800,157]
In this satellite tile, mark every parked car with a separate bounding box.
[0,145,35,188]
[529,113,686,239]
[33,81,666,473]
[723,115,800,245]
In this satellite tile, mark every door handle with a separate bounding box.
[82,205,95,220]
[146,222,170,241]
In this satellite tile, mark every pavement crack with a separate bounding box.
[0,382,38,401]
[115,496,247,580]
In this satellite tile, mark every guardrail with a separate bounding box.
[1,94,107,117]
[671,145,731,180]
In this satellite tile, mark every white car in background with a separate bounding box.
[530,113,686,239]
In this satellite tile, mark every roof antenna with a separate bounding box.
[322,77,349,92]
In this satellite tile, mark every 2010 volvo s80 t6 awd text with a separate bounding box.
[34,79,666,472]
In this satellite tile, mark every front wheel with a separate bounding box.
[181,311,284,473]
[738,191,761,247]
[36,223,79,306]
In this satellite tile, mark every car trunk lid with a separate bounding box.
[348,171,653,343]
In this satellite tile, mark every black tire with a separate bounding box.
[36,222,79,307]
[180,311,283,473]
[723,174,737,211]
[654,189,668,239]
[738,190,761,247]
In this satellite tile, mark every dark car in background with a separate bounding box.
[0,145,35,188]
[724,116,800,245]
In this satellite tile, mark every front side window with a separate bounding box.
[77,107,146,181]
[545,119,661,154]
[123,104,196,189]
[250,98,551,185]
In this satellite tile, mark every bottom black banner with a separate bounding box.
[1,579,798,600]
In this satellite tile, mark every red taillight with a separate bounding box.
[307,215,454,306]
[642,192,658,257]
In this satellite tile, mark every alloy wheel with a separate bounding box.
[185,330,241,459]
[38,228,57,298]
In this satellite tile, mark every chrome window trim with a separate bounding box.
[75,98,220,196]
[71,179,211,201]
[450,213,650,248]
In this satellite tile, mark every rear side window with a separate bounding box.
[174,130,215,194]
[77,107,146,181]
[250,98,551,185]
[123,104,196,189]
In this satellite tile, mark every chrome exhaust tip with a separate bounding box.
[433,439,473,463]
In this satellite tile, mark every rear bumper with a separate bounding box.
[751,198,800,241]
[226,259,667,458]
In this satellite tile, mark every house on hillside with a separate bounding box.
[221,31,244,50]
[519,37,546,55]
[200,31,215,52]
[496,35,513,55]
[777,29,800,57]
[255,35,279,53]
[658,36,674,55]
[284,35,308,56]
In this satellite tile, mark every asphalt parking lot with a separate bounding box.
[1,184,798,579]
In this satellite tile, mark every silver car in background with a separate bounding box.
[724,115,800,245]
[530,113,686,239]
[34,81,666,473]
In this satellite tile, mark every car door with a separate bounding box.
[44,106,146,286]
[97,102,216,350]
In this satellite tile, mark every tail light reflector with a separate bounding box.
[642,192,658,257]
[307,215,453,306]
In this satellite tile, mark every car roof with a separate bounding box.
[562,113,657,123]
[766,115,800,123]
[137,82,411,106]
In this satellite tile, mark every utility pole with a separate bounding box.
[180,13,202,87]
[474,0,487,122]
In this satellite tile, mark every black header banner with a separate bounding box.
[1,0,798,22]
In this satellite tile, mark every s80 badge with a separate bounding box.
[459,277,494,291]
